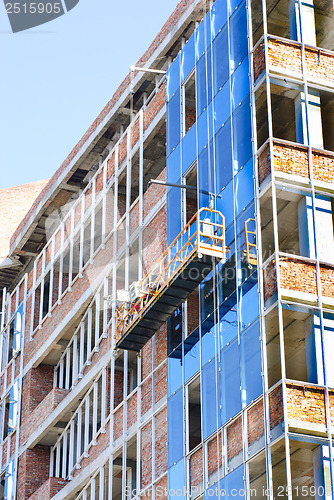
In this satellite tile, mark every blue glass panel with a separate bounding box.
[168,307,183,354]
[181,34,195,83]
[196,54,207,116]
[214,82,231,132]
[167,90,181,157]
[168,459,185,499]
[234,159,254,215]
[201,312,217,365]
[202,358,221,439]
[231,56,250,112]
[236,201,255,281]
[182,124,197,175]
[221,338,241,423]
[184,328,200,382]
[167,54,180,102]
[167,188,182,245]
[219,295,238,347]
[229,1,248,72]
[224,465,245,498]
[217,180,234,227]
[208,101,214,144]
[215,120,233,193]
[196,21,206,61]
[238,278,259,330]
[168,353,183,397]
[229,0,243,14]
[168,390,184,467]
[240,319,262,406]
[207,45,213,106]
[213,25,229,95]
[167,143,181,185]
[197,108,208,154]
[232,96,252,171]
[211,0,228,39]
[198,142,214,209]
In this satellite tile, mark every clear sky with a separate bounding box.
[0,0,180,189]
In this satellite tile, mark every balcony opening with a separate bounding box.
[183,162,198,225]
[183,71,196,135]
[186,288,199,339]
[271,81,299,143]
[118,168,127,222]
[319,88,334,152]
[94,203,103,252]
[251,0,264,46]
[187,376,201,453]
[276,186,305,257]
[126,436,137,496]
[83,217,92,267]
[114,352,124,408]
[143,123,166,198]
[314,0,334,51]
[259,188,275,262]
[128,351,138,393]
[130,151,139,206]
[255,82,269,150]
[42,272,50,319]
[72,233,80,281]
[265,307,281,388]
[266,0,291,40]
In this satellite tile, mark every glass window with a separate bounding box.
[4,461,14,500]
[168,459,186,498]
[231,56,250,112]
[196,54,207,116]
[8,380,19,434]
[223,465,245,498]
[232,96,252,171]
[198,142,214,209]
[219,297,238,348]
[13,304,23,355]
[323,313,334,388]
[168,353,183,397]
[182,123,197,175]
[167,143,181,185]
[217,180,234,227]
[235,161,254,216]
[167,90,181,156]
[181,34,195,83]
[167,187,182,245]
[238,278,259,332]
[197,108,209,154]
[213,25,229,95]
[196,20,206,62]
[187,376,202,452]
[168,389,184,467]
[229,1,248,72]
[211,0,228,40]
[184,329,200,383]
[240,320,262,407]
[215,120,233,193]
[201,313,217,366]
[202,358,221,439]
[167,307,183,354]
[214,81,230,132]
[167,54,180,102]
[221,339,241,423]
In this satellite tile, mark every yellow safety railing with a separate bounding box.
[244,218,257,266]
[115,208,226,345]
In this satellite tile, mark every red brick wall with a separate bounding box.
[286,383,326,426]
[17,445,50,500]
[190,446,203,488]
[21,365,54,425]
[226,416,243,462]
[269,384,283,431]
[247,399,264,448]
[141,421,152,489]
[27,477,68,500]
[155,408,167,479]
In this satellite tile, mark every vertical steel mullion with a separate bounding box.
[84,395,90,451]
[58,222,65,302]
[87,307,92,359]
[90,177,96,262]
[79,196,85,276]
[95,293,100,346]
[59,358,64,389]
[103,278,108,335]
[102,161,107,248]
[49,448,55,477]
[65,347,71,390]
[93,380,98,438]
[101,368,107,425]
[77,406,82,462]
[91,477,96,500]
[73,333,78,384]
[68,419,75,476]
[55,442,61,477]
[48,235,55,314]
[99,465,104,500]
[79,321,85,373]
[62,431,68,479]
[68,211,74,289]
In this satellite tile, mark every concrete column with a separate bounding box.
[289,0,317,46]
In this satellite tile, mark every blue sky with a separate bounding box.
[0,0,180,189]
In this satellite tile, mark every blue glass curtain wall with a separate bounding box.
[166,0,261,496]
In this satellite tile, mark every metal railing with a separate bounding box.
[115,208,226,345]
[244,218,257,266]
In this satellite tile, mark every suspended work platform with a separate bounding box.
[115,208,226,351]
